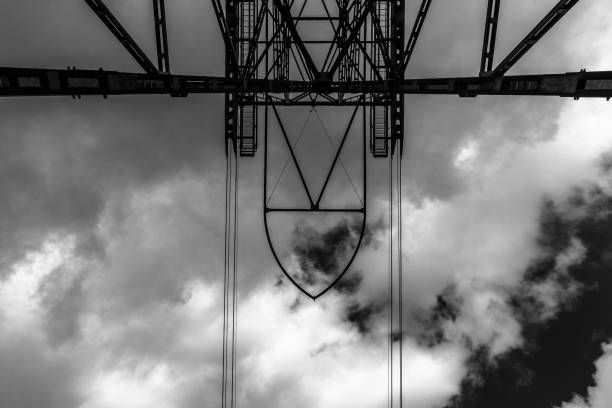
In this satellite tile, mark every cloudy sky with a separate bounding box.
[1,1,612,407]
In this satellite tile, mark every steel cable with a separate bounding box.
[388,152,393,408]
[221,150,232,408]
[231,154,239,408]
[398,152,403,408]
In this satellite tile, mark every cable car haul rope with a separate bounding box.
[221,99,405,406]
[222,146,239,408]
[1,0,608,407]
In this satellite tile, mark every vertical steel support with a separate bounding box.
[238,0,258,156]
[390,0,405,155]
[480,0,501,75]
[225,0,239,153]
[272,3,290,81]
[273,0,320,80]
[328,0,375,78]
[369,0,390,157]
[153,0,171,73]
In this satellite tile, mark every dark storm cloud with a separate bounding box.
[0,0,229,282]
[282,216,387,333]
[291,217,383,278]
[397,0,596,202]
[0,1,610,407]
[38,264,87,346]
[414,286,461,348]
[0,96,226,277]
[287,216,384,295]
[447,167,612,408]
[402,92,564,201]
[292,218,360,277]
[0,336,81,408]
[344,300,384,335]
[334,270,364,295]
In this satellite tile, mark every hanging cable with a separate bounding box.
[231,153,239,408]
[397,151,403,408]
[222,146,239,408]
[222,149,231,408]
[388,149,404,408]
[388,152,394,408]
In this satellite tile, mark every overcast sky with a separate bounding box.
[1,1,612,408]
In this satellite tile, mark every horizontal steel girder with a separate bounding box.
[2,66,612,99]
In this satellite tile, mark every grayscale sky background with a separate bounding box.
[1,1,612,408]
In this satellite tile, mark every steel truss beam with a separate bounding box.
[153,0,170,73]
[272,0,320,79]
[3,66,612,99]
[401,0,432,74]
[480,0,501,74]
[83,0,159,74]
[242,3,267,78]
[327,0,375,78]
[493,0,581,76]
[369,5,393,71]
[211,0,240,77]
[221,0,240,152]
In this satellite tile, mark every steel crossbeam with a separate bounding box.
[0,0,600,158]
[2,66,612,99]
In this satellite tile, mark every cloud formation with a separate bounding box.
[0,1,612,408]
[559,344,612,408]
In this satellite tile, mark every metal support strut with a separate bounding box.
[83,0,159,74]
[480,0,501,75]
[153,0,171,73]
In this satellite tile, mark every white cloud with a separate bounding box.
[1,1,612,408]
[238,285,465,408]
[0,236,74,335]
[443,287,522,356]
[454,140,479,171]
[82,364,179,408]
[558,344,612,408]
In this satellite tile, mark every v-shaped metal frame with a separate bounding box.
[263,97,367,299]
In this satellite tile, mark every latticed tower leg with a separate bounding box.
[225,0,259,156]
[238,0,258,156]
[225,0,239,154]
[369,0,390,157]
[390,0,405,156]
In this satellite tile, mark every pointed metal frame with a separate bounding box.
[263,98,367,299]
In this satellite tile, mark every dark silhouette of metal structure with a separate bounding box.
[2,1,609,115]
[3,1,610,406]
[1,0,610,297]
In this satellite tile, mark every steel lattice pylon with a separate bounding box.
[1,0,611,296]
[1,1,609,112]
[1,0,608,157]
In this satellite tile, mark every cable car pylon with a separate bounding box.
[2,0,609,406]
